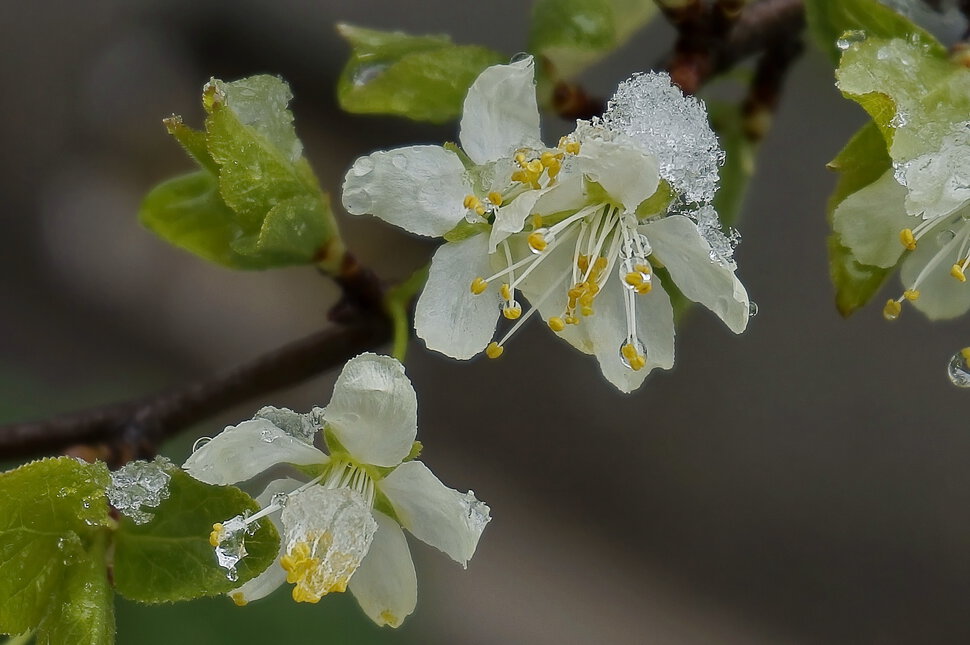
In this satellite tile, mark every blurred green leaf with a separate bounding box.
[804,0,944,64]
[0,458,112,638]
[114,469,279,604]
[529,0,658,78]
[141,75,340,271]
[337,24,503,123]
[826,120,895,316]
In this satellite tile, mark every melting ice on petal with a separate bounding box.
[279,487,378,603]
[106,456,173,525]
[253,405,325,444]
[210,514,255,582]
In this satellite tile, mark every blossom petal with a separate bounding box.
[578,139,660,212]
[379,461,490,567]
[348,512,417,628]
[323,353,417,467]
[230,478,302,604]
[342,146,471,237]
[582,269,675,393]
[414,235,500,359]
[459,57,541,165]
[832,170,912,268]
[183,419,327,485]
[645,214,749,333]
[901,236,970,319]
[534,172,587,215]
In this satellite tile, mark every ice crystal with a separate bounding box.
[106,456,173,525]
[253,405,325,444]
[212,514,254,582]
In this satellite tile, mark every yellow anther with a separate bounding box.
[548,316,566,332]
[953,263,968,282]
[503,305,522,320]
[463,194,480,210]
[564,141,581,155]
[230,591,248,606]
[528,231,548,252]
[475,205,486,215]
[209,523,223,548]
[593,256,608,271]
[486,342,504,359]
[540,151,558,167]
[903,289,920,301]
[568,285,585,300]
[587,282,600,295]
[564,314,580,325]
[636,282,653,295]
[531,214,543,229]
[511,170,530,183]
[526,159,543,174]
[547,160,561,178]
[883,299,902,321]
[899,228,917,251]
[621,342,646,371]
[962,347,970,362]
[499,283,512,301]
[577,255,590,272]
[514,152,527,166]
[621,343,639,361]
[488,191,503,206]
[579,293,595,307]
[624,272,644,287]
[470,277,488,295]
[629,355,646,371]
[634,263,651,275]
[580,306,594,316]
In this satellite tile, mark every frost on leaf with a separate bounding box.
[107,456,173,525]
[280,487,378,603]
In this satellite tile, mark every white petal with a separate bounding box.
[645,215,749,333]
[348,512,417,628]
[533,172,587,215]
[230,478,302,604]
[832,170,912,268]
[459,57,541,165]
[323,354,417,467]
[901,238,970,319]
[342,146,471,237]
[414,235,500,360]
[578,139,660,212]
[581,270,675,393]
[488,188,550,252]
[379,461,490,567]
[182,419,327,485]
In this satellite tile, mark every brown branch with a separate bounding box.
[0,259,391,466]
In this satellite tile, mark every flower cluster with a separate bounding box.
[343,56,749,392]
[184,353,490,627]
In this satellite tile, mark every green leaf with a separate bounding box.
[804,0,944,64]
[36,533,114,645]
[337,24,504,123]
[826,120,896,316]
[113,469,279,604]
[529,0,658,78]
[0,457,111,637]
[142,75,341,271]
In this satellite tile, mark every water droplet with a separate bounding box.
[213,515,254,580]
[748,301,759,317]
[529,228,552,254]
[937,229,956,247]
[618,338,645,369]
[509,52,531,64]
[192,437,212,452]
[270,492,289,509]
[391,154,408,170]
[890,110,909,128]
[947,349,970,387]
[352,63,388,87]
[352,157,374,177]
[836,30,867,51]
[259,429,276,443]
[961,210,970,222]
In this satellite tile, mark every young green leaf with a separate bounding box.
[529,0,658,79]
[336,24,503,123]
[0,458,112,638]
[141,75,342,271]
[804,0,945,64]
[113,469,279,603]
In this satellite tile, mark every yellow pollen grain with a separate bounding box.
[380,610,400,627]
[486,342,504,359]
[230,592,248,606]
[548,317,565,332]
[903,289,920,301]
[952,264,968,282]
[488,191,503,206]
[528,231,547,252]
[470,277,488,295]
[209,523,223,548]
[899,228,917,251]
[503,305,522,320]
[883,299,902,321]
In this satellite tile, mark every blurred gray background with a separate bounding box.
[3,1,970,643]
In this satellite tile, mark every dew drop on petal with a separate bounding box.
[351,157,374,177]
[192,436,212,452]
[836,30,867,51]
[509,52,531,64]
[259,429,276,443]
[947,349,970,388]
[618,338,645,369]
[748,301,759,317]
